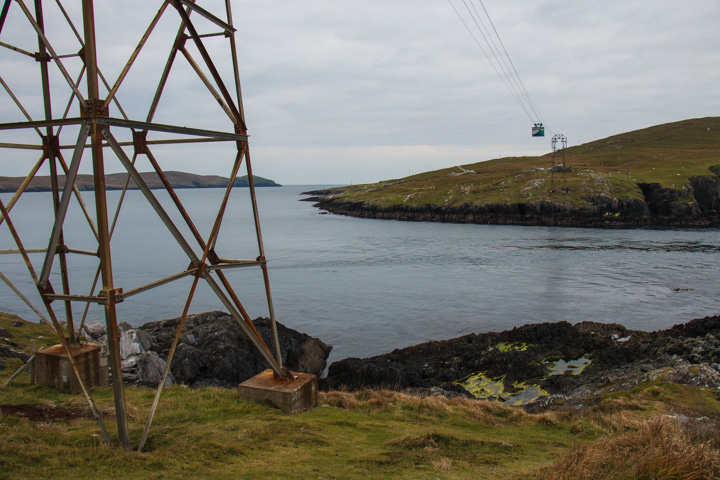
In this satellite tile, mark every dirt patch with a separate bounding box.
[0,403,94,422]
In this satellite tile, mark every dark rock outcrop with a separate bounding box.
[321,316,720,407]
[84,311,331,388]
[690,174,720,217]
[0,344,30,371]
[139,311,331,388]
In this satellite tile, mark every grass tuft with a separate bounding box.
[531,416,720,480]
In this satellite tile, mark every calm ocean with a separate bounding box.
[2,185,719,365]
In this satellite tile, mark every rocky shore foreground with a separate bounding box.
[322,315,720,410]
[75,311,720,411]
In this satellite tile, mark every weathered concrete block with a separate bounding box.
[238,369,317,413]
[34,343,108,394]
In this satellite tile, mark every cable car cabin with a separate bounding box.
[532,123,545,137]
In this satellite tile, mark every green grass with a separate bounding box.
[0,312,60,350]
[0,383,576,479]
[2,380,718,479]
[2,316,719,479]
[324,117,720,209]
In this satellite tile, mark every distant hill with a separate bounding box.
[0,171,280,193]
[305,117,720,227]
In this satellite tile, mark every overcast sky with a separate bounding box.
[1,0,719,185]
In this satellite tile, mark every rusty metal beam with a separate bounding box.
[208,259,265,268]
[0,198,112,446]
[3,136,230,151]
[0,116,248,141]
[145,2,192,124]
[54,0,132,123]
[170,0,245,130]
[0,271,51,327]
[103,129,201,264]
[43,293,104,303]
[176,0,235,35]
[0,40,35,57]
[14,0,85,103]
[0,0,10,35]
[224,0,246,130]
[56,65,86,133]
[77,156,138,338]
[137,268,201,452]
[0,98,42,136]
[120,269,196,299]
[0,143,43,149]
[0,117,87,131]
[102,1,170,111]
[0,155,45,226]
[55,151,99,241]
[178,45,235,123]
[1,248,97,257]
[3,354,36,386]
[0,74,43,136]
[97,117,248,140]
[38,125,90,289]
[81,0,129,448]
[34,0,77,345]
[0,249,46,255]
[244,148,283,365]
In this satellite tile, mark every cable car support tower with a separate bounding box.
[0,0,293,450]
[550,133,568,196]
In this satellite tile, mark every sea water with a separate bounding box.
[2,186,719,365]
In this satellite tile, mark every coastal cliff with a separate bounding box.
[307,178,719,227]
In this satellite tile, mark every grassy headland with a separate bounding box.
[1,312,719,479]
[0,172,280,193]
[307,117,720,226]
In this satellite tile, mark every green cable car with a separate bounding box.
[532,123,545,137]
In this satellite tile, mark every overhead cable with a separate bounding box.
[475,0,543,123]
[447,0,543,125]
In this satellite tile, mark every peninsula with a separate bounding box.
[0,171,280,193]
[304,117,720,227]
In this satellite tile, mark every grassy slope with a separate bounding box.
[2,313,719,479]
[330,117,720,209]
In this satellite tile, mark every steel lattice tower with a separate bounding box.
[0,0,289,449]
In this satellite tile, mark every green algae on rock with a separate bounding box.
[456,354,592,405]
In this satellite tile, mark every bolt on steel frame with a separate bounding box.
[0,0,288,449]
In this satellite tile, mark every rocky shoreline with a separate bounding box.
[321,316,720,410]
[302,177,720,227]
[75,311,720,412]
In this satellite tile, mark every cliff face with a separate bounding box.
[690,172,720,216]
[310,174,720,228]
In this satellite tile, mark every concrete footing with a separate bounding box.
[238,369,318,413]
[34,343,107,394]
